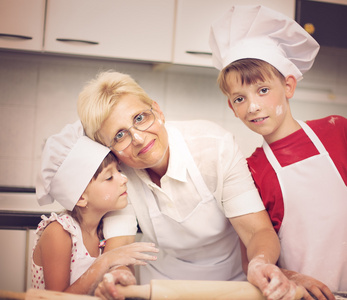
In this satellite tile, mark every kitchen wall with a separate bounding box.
[1,46,347,189]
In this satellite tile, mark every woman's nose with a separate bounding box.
[130,128,145,145]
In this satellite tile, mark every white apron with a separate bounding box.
[138,129,245,284]
[263,120,347,291]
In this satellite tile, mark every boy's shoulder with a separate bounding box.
[306,115,347,138]
[307,115,346,128]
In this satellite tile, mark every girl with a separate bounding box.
[32,120,158,295]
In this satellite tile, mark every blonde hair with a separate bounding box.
[217,59,285,98]
[78,70,153,144]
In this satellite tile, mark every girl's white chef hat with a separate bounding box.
[209,5,320,80]
[36,120,110,211]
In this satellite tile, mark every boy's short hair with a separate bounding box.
[217,58,285,98]
[77,70,153,145]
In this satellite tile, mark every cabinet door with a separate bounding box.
[0,229,27,292]
[0,0,45,51]
[44,0,175,63]
[173,0,295,67]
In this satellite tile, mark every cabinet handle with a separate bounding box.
[0,33,32,40]
[186,51,212,55]
[56,38,99,45]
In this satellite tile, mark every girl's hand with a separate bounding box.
[247,256,300,300]
[103,242,159,269]
[95,268,135,300]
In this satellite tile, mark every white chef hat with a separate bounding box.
[36,120,110,211]
[209,5,320,80]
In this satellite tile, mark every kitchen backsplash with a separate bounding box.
[0,47,346,188]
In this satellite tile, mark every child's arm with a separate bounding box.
[37,221,72,291]
[38,222,158,295]
[66,241,158,295]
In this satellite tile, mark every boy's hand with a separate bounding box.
[281,269,335,300]
[247,256,300,300]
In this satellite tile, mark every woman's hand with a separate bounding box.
[103,242,159,269]
[95,268,136,300]
[247,256,301,300]
[281,269,335,300]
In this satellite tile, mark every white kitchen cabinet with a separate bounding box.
[0,229,27,292]
[0,0,45,51]
[173,0,295,67]
[44,0,175,63]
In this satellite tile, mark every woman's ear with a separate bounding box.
[285,75,297,99]
[152,101,165,124]
[76,195,88,208]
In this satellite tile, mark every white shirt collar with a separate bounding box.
[165,124,188,183]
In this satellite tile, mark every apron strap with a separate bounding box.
[176,128,214,202]
[296,120,327,154]
[263,120,329,172]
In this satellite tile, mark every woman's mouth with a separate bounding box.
[139,139,155,154]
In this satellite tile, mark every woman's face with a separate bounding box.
[99,94,169,172]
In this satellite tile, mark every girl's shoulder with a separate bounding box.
[36,213,79,238]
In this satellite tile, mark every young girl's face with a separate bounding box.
[82,161,128,214]
[226,70,296,144]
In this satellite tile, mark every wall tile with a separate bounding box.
[0,51,346,189]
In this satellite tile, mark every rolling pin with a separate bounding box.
[115,280,305,300]
[0,281,304,300]
[0,289,100,300]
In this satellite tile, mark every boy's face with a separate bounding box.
[225,70,296,144]
[81,161,128,213]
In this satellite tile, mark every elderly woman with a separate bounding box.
[77,71,298,300]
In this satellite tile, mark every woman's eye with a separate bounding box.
[106,176,113,181]
[115,130,126,142]
[259,88,269,95]
[134,113,145,124]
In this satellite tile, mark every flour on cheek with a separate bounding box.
[276,105,283,116]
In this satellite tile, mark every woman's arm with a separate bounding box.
[230,210,299,300]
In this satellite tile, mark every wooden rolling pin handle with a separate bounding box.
[0,290,25,300]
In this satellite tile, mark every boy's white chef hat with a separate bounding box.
[36,120,110,211]
[209,5,320,80]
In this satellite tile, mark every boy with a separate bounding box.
[209,5,347,300]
